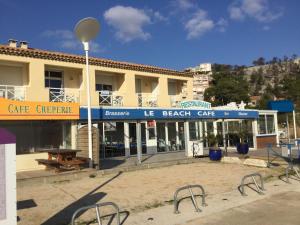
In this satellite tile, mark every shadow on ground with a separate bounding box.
[40,172,123,225]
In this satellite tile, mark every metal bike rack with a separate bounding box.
[267,143,300,183]
[71,201,121,225]
[174,184,207,214]
[240,173,265,196]
[285,164,300,183]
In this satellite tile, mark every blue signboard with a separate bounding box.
[80,107,259,120]
[268,100,294,113]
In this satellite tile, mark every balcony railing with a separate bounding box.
[98,91,123,106]
[137,93,158,107]
[0,85,26,101]
[49,88,79,103]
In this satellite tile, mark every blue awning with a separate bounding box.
[268,100,294,113]
[80,107,259,120]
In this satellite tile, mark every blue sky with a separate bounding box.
[0,0,299,70]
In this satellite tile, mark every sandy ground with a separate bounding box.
[17,162,271,225]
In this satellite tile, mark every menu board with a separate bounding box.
[0,145,6,220]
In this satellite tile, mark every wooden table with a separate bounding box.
[36,149,88,172]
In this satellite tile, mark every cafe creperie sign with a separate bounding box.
[0,98,79,120]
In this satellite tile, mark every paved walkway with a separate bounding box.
[187,191,300,225]
[126,178,300,225]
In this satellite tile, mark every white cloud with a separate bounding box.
[104,6,151,43]
[184,9,215,39]
[176,0,195,11]
[229,6,245,20]
[153,11,168,22]
[229,0,283,23]
[216,18,229,32]
[41,29,102,53]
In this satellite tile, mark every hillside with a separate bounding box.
[204,56,300,110]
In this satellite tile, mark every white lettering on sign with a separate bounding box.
[105,111,130,116]
[0,145,6,220]
[162,110,191,117]
[197,111,215,117]
[238,112,248,116]
[144,111,154,117]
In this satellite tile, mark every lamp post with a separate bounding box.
[74,17,100,168]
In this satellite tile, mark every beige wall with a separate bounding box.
[0,61,29,86]
[0,54,193,107]
[16,153,48,172]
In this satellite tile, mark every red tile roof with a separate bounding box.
[0,45,193,77]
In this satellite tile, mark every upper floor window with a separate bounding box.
[95,84,112,92]
[45,71,63,88]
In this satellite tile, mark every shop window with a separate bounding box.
[258,114,275,135]
[189,122,200,141]
[147,121,156,140]
[258,115,266,134]
[103,122,125,158]
[0,121,68,154]
[266,115,275,134]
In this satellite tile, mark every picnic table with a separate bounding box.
[36,149,89,172]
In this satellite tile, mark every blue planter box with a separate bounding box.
[209,148,222,161]
[236,143,249,154]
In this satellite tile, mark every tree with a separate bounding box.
[204,65,250,105]
[253,57,266,66]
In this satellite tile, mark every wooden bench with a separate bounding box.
[36,157,89,172]
[36,159,62,171]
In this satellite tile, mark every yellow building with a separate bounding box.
[0,40,195,171]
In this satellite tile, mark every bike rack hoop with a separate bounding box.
[240,172,265,196]
[71,201,121,225]
[174,184,207,214]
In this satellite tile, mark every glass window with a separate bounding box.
[189,122,199,141]
[148,128,155,139]
[45,71,63,88]
[103,122,125,158]
[96,84,112,91]
[258,115,266,134]
[0,121,67,154]
[266,115,275,134]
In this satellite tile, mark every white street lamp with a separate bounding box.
[74,17,100,168]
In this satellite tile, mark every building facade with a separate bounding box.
[0,41,194,171]
[186,63,212,100]
[0,41,278,172]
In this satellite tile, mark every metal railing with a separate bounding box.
[267,142,300,183]
[239,173,265,196]
[0,85,26,101]
[71,201,121,225]
[174,184,207,214]
[49,88,79,102]
[98,91,123,106]
[137,93,158,107]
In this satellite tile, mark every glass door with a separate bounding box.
[178,122,185,150]
[157,122,166,152]
[167,122,177,151]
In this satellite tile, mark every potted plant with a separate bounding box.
[236,123,250,155]
[207,134,222,161]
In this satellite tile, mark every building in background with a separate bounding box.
[186,63,212,100]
